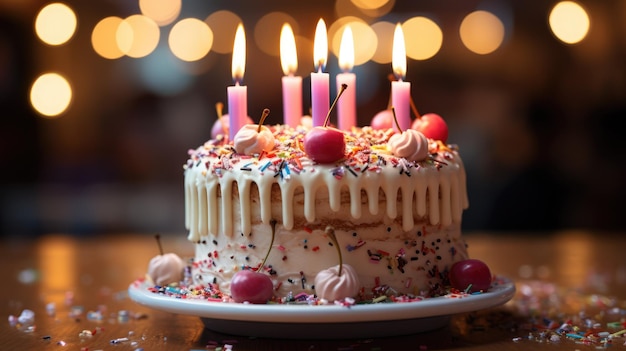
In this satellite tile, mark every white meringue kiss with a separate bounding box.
[233,124,275,155]
[388,129,429,162]
[314,264,361,302]
[147,253,186,286]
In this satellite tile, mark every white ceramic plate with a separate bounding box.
[128,277,515,338]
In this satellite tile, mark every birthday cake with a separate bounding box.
[182,112,473,303]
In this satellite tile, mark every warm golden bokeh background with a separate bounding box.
[1,0,625,236]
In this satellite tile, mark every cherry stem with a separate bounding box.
[325,226,342,276]
[323,83,348,128]
[257,219,277,273]
[387,74,420,119]
[391,107,403,133]
[154,234,164,256]
[257,108,270,133]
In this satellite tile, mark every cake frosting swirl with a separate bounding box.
[387,129,429,162]
[233,124,274,154]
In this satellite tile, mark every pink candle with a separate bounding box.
[228,83,247,141]
[391,23,410,132]
[228,23,247,141]
[336,26,356,130]
[391,80,410,131]
[311,19,329,127]
[280,23,302,128]
[282,76,302,127]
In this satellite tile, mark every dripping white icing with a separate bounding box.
[184,126,468,241]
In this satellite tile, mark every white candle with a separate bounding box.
[228,23,247,141]
[280,23,302,128]
[391,23,410,132]
[336,26,356,130]
[311,19,329,127]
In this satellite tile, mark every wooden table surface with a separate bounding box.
[1,231,625,351]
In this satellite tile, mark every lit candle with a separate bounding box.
[336,26,356,130]
[391,23,410,133]
[280,23,302,128]
[228,23,247,141]
[311,19,329,127]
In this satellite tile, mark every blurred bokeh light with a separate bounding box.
[117,14,160,58]
[34,2,77,46]
[329,17,376,66]
[351,0,391,11]
[205,10,241,54]
[337,0,394,19]
[370,21,394,64]
[403,16,443,60]
[91,16,125,59]
[139,0,181,26]
[549,1,590,44]
[29,73,72,117]
[254,12,298,58]
[459,10,505,55]
[168,18,213,62]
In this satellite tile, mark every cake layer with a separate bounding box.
[192,220,468,298]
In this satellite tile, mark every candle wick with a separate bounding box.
[393,67,404,81]
[323,84,347,127]
[316,62,324,73]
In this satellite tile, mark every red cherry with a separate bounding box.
[449,259,492,293]
[371,110,394,130]
[303,127,346,164]
[230,269,274,304]
[304,83,348,163]
[411,113,448,143]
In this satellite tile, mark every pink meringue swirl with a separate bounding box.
[147,253,185,286]
[388,129,429,162]
[233,124,275,155]
[314,264,361,302]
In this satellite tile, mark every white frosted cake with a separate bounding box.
[183,123,470,302]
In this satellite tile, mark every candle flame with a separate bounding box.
[280,23,298,76]
[338,26,354,73]
[313,18,328,72]
[392,23,406,80]
[232,23,246,84]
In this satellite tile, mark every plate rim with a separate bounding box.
[128,276,515,324]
